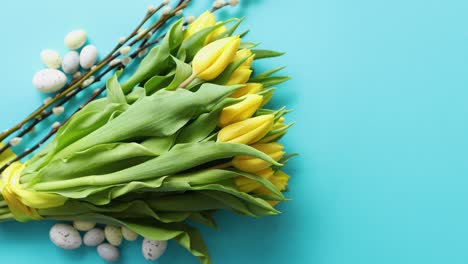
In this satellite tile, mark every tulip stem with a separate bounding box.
[179,72,197,89]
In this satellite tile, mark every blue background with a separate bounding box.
[1,0,468,263]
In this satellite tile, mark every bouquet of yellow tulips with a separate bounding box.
[0,11,293,263]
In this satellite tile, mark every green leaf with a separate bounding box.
[238,29,250,38]
[259,122,294,143]
[146,192,226,212]
[166,56,193,91]
[189,212,218,229]
[33,142,157,183]
[251,66,286,80]
[33,141,282,191]
[251,49,285,59]
[176,98,240,144]
[21,100,128,176]
[239,42,259,49]
[255,76,291,87]
[125,87,147,104]
[140,135,176,155]
[121,19,184,93]
[212,56,251,85]
[49,169,281,217]
[143,74,173,95]
[214,18,244,40]
[53,84,240,159]
[106,73,127,105]
[260,89,274,107]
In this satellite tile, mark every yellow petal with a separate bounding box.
[229,83,263,98]
[226,67,253,85]
[234,49,255,68]
[232,142,285,172]
[217,114,274,145]
[235,168,275,192]
[193,36,241,80]
[206,23,227,44]
[218,94,263,127]
[184,11,216,39]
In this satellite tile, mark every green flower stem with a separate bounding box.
[179,72,197,88]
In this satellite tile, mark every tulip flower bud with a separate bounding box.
[217,114,274,145]
[229,83,263,98]
[225,49,254,85]
[226,67,252,85]
[234,49,254,68]
[253,170,290,206]
[218,94,263,127]
[232,142,285,172]
[270,170,290,191]
[259,117,288,143]
[184,11,216,39]
[192,36,241,80]
[235,167,275,193]
[205,23,227,43]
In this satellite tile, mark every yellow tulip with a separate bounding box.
[269,170,290,191]
[259,117,288,143]
[0,162,67,221]
[184,11,216,39]
[218,94,263,127]
[234,49,255,68]
[217,114,274,145]
[254,170,290,206]
[235,167,274,193]
[192,36,241,80]
[205,23,227,43]
[226,67,252,85]
[229,83,263,98]
[232,142,285,172]
[225,49,255,85]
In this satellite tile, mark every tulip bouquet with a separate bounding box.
[0,9,293,264]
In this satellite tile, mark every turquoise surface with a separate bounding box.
[1,0,468,263]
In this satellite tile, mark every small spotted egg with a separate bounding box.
[97,243,120,262]
[49,223,82,250]
[79,45,98,69]
[40,49,62,69]
[104,225,123,246]
[142,238,167,261]
[83,228,105,247]
[64,29,87,50]
[62,51,80,74]
[32,69,67,93]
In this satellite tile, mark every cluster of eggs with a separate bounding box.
[33,30,98,94]
[50,222,167,262]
